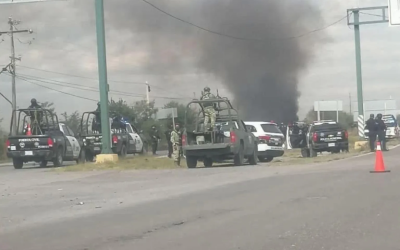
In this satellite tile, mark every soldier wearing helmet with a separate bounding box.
[200,87,217,131]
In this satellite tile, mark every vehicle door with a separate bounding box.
[306,125,312,148]
[59,124,75,159]
[239,120,253,155]
[131,124,143,152]
[65,125,81,158]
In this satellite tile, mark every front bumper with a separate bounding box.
[7,150,53,161]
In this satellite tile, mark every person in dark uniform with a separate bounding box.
[376,113,388,151]
[365,114,377,152]
[149,125,160,155]
[165,124,173,158]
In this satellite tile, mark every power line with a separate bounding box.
[15,75,98,102]
[16,67,193,98]
[14,73,187,101]
[140,0,348,41]
[17,65,147,85]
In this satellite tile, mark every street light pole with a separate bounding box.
[94,0,112,154]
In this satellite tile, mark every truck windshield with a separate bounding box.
[261,124,282,134]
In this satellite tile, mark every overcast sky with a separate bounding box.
[0,0,398,129]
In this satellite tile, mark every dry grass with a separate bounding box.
[55,156,186,172]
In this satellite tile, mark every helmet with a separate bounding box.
[204,87,210,92]
[31,98,37,104]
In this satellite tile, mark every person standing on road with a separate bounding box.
[365,114,378,152]
[200,87,217,131]
[150,125,160,155]
[170,123,182,167]
[376,113,388,151]
[165,124,173,158]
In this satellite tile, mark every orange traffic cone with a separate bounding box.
[26,123,32,136]
[370,141,390,173]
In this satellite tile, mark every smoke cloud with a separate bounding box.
[93,0,325,122]
[2,0,326,122]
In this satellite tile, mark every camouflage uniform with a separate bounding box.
[170,127,182,166]
[200,87,216,131]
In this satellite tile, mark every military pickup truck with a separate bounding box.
[182,97,258,168]
[286,120,349,157]
[78,111,143,162]
[6,108,84,169]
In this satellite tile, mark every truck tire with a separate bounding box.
[248,146,258,165]
[258,156,273,162]
[203,158,213,167]
[309,147,317,157]
[301,148,310,158]
[76,149,86,164]
[119,144,127,158]
[234,144,244,166]
[186,156,197,168]
[40,160,48,168]
[85,151,94,162]
[53,147,64,167]
[13,158,23,169]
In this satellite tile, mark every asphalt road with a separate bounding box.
[1,148,399,250]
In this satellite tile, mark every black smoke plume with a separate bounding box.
[3,0,325,122]
[94,0,325,122]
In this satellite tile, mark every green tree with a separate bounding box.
[109,99,136,123]
[61,111,81,134]
[163,101,197,127]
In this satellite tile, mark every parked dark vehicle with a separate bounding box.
[6,109,83,169]
[286,120,349,157]
[78,111,136,162]
[182,97,258,168]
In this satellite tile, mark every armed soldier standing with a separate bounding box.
[170,123,182,167]
[365,114,378,152]
[200,87,217,131]
[150,125,160,155]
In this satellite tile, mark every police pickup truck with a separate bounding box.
[182,97,258,168]
[6,108,83,169]
[286,120,349,157]
[78,112,145,162]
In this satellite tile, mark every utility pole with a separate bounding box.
[94,0,112,156]
[0,17,32,135]
[347,5,389,138]
[146,81,150,104]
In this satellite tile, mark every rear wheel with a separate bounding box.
[309,147,317,157]
[85,151,94,162]
[13,158,23,169]
[77,149,86,164]
[234,144,244,166]
[248,146,258,165]
[40,160,48,168]
[53,147,64,167]
[186,156,197,168]
[301,148,310,158]
[203,158,213,167]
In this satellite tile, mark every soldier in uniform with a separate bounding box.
[150,125,160,155]
[200,87,217,131]
[170,123,182,167]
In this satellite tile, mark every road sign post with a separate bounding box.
[346,5,390,138]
